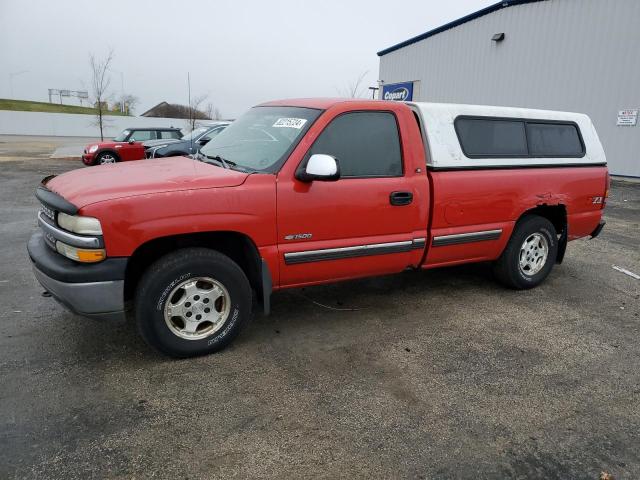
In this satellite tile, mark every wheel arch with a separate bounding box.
[124,231,267,309]
[517,204,568,263]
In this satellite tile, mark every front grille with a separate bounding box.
[38,207,58,251]
[40,202,55,221]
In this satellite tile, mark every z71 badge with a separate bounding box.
[284,233,312,241]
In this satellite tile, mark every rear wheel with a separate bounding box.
[134,248,252,358]
[96,152,118,165]
[493,215,558,289]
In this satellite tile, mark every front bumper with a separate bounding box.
[28,232,127,320]
[81,153,95,165]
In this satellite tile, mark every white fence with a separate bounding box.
[0,110,187,137]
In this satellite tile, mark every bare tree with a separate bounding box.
[339,70,369,98]
[116,93,139,115]
[188,94,208,130]
[204,102,222,120]
[89,50,114,140]
[204,102,213,120]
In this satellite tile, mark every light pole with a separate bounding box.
[9,70,29,99]
[108,67,125,113]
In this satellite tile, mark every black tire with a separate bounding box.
[493,215,558,290]
[95,151,119,165]
[134,248,252,358]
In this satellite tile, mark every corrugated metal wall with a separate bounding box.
[379,0,640,177]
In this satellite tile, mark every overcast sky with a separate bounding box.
[0,0,494,118]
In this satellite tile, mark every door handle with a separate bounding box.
[390,191,413,206]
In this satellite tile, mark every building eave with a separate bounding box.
[377,0,546,57]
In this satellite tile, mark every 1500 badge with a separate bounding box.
[284,233,312,240]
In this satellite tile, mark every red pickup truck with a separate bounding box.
[28,99,608,357]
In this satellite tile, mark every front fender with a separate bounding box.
[80,174,278,262]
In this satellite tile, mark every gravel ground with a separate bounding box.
[0,147,638,479]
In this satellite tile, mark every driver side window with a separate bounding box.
[308,111,403,178]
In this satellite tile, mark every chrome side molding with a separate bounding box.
[432,229,502,247]
[284,238,426,265]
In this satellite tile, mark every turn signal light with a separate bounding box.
[55,241,106,263]
[77,249,107,263]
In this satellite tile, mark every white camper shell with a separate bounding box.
[409,103,607,170]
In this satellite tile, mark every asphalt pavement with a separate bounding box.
[0,143,638,479]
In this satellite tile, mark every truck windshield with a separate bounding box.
[200,106,321,172]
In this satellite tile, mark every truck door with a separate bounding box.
[276,109,427,287]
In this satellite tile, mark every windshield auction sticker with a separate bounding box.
[272,118,308,129]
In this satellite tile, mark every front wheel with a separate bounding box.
[493,215,558,289]
[95,152,118,165]
[135,248,252,358]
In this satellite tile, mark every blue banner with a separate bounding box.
[381,81,414,101]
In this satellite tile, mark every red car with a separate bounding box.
[82,127,182,165]
[29,98,608,357]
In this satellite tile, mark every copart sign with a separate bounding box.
[382,81,414,101]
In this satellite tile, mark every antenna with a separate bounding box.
[188,72,193,154]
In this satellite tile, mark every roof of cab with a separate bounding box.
[257,98,397,110]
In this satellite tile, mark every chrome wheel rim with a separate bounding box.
[99,154,116,164]
[519,233,549,276]
[163,276,231,340]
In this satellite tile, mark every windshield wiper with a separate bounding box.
[202,153,237,169]
[195,152,257,173]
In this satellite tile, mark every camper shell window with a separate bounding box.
[455,116,585,159]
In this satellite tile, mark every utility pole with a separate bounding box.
[188,72,192,129]
[108,67,125,112]
[9,70,29,99]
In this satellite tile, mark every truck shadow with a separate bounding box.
[234,261,511,351]
[269,262,499,314]
[64,262,500,361]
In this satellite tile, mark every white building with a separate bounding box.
[377,0,639,177]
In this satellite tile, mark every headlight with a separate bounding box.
[56,241,106,263]
[88,145,98,153]
[57,213,103,235]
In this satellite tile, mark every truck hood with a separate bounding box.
[45,156,249,208]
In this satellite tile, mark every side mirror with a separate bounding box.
[296,154,340,182]
[197,137,210,146]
